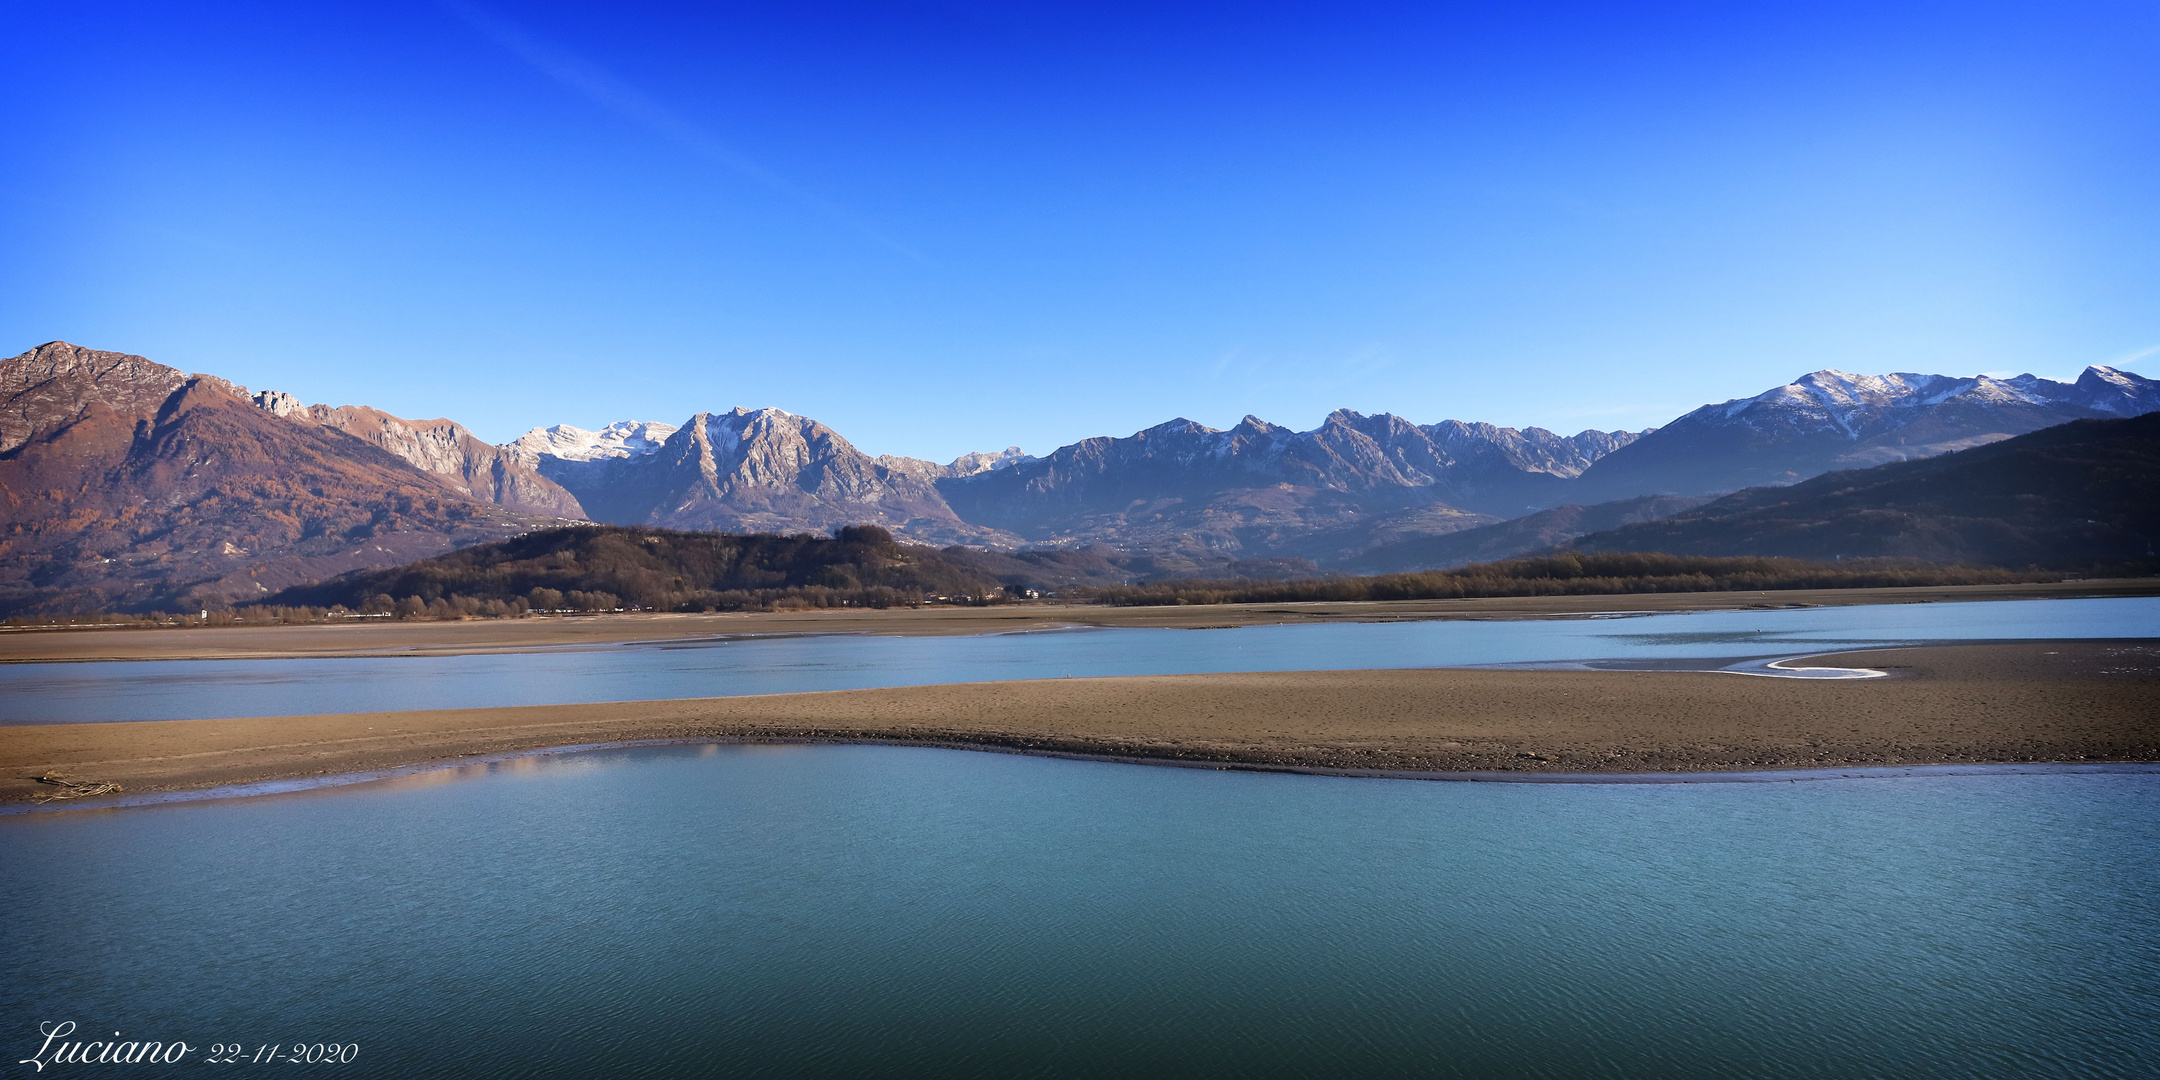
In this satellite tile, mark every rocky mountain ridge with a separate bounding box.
[257,396,584,517]
[0,342,568,614]
[926,409,1638,555]
[525,407,1020,547]
[504,405,1643,558]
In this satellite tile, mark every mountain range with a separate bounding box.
[3,339,2155,613]
[489,361,2155,565]
[1567,411,2160,568]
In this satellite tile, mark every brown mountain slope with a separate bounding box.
[257,395,585,517]
[0,342,569,614]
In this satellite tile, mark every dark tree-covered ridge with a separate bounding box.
[1074,552,2066,607]
[261,524,1003,613]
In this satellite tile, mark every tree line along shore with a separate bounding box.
[3,522,2140,630]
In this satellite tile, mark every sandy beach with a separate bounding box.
[4,641,2154,805]
[3,579,2155,663]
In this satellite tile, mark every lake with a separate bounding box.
[6,596,2156,1076]
[3,744,2155,1077]
[3,595,2155,723]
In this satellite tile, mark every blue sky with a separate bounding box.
[4,1,2156,460]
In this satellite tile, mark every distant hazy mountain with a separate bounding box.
[1336,494,1712,574]
[1572,366,2160,501]
[0,342,568,614]
[871,446,1035,487]
[1569,412,2160,567]
[933,410,1638,554]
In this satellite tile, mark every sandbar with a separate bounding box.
[4,641,2154,806]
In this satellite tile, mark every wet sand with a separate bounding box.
[4,641,2154,805]
[3,579,2155,662]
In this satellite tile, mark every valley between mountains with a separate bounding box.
[2,339,2155,614]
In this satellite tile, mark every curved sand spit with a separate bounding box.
[2,642,2154,806]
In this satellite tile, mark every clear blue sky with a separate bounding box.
[4,1,2156,460]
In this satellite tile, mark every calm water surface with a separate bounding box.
[4,596,2155,723]
[3,745,2155,1078]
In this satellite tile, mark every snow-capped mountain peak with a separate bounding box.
[2077,365,2160,415]
[1747,370,1955,422]
[503,420,677,466]
[1753,367,2142,425]
[1705,365,2160,436]
[1574,362,2160,500]
[947,446,1034,476]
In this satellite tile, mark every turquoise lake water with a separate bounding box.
[3,595,2155,723]
[3,744,2156,1077]
[5,598,2155,1075]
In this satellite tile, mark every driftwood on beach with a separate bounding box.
[31,772,122,803]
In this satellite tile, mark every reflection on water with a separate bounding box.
[3,745,2155,1078]
[364,742,730,795]
[3,596,2155,723]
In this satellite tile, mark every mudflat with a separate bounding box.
[4,579,2156,662]
[4,641,2154,805]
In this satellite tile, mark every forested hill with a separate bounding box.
[260,525,1003,614]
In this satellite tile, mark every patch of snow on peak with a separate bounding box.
[701,413,748,453]
[1961,375,2057,407]
[1786,370,1949,412]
